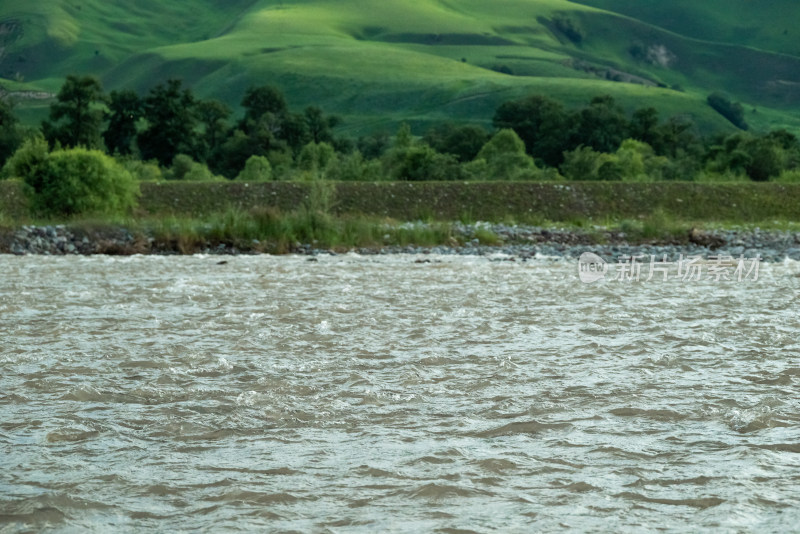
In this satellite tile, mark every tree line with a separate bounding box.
[2,74,800,215]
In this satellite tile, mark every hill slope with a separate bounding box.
[2,0,800,134]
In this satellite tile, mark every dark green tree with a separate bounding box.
[630,107,661,148]
[569,95,630,154]
[304,106,340,144]
[138,79,197,165]
[654,115,700,158]
[215,129,264,179]
[357,130,390,159]
[42,75,106,149]
[707,92,748,130]
[493,95,569,166]
[0,97,23,167]
[239,85,287,131]
[103,89,142,156]
[423,123,489,162]
[195,99,231,162]
[279,112,311,154]
[743,137,783,181]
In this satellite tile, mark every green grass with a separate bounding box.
[3,0,800,134]
[6,179,800,227]
[100,209,459,253]
[5,178,800,252]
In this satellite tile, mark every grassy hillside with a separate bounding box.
[1,0,800,134]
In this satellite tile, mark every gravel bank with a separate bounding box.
[2,223,800,262]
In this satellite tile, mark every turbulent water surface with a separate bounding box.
[1,254,799,532]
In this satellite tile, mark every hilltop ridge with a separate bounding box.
[2,0,800,133]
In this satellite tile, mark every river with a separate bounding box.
[1,254,799,532]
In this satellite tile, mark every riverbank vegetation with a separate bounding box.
[2,76,800,250]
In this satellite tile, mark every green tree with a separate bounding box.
[240,85,287,129]
[382,124,459,181]
[392,145,458,181]
[103,89,142,156]
[707,92,748,130]
[42,75,106,149]
[570,95,630,154]
[195,99,231,162]
[3,135,49,184]
[230,85,310,169]
[297,141,336,173]
[325,151,383,181]
[304,106,340,144]
[236,155,272,181]
[168,153,221,181]
[703,132,787,181]
[0,97,23,167]
[357,130,390,159]
[560,146,613,181]
[473,129,537,179]
[551,14,585,44]
[216,129,266,179]
[279,111,312,154]
[493,95,569,166]
[614,139,672,181]
[630,107,661,148]
[138,79,197,165]
[424,123,489,163]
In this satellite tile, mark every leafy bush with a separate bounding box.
[473,129,537,179]
[382,124,460,181]
[325,151,384,181]
[560,146,611,180]
[552,14,585,44]
[119,158,163,181]
[236,155,273,181]
[614,139,671,181]
[168,154,222,181]
[297,141,335,172]
[423,123,489,163]
[3,135,50,183]
[389,144,459,181]
[707,92,748,130]
[560,140,672,181]
[774,169,800,182]
[6,141,139,216]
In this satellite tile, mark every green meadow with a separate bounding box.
[2,0,800,134]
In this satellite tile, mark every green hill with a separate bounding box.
[2,0,800,135]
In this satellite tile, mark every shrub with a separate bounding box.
[381,124,460,181]
[774,169,800,182]
[560,146,610,180]
[297,141,335,172]
[552,14,585,44]
[707,92,749,130]
[9,143,139,216]
[614,139,671,181]
[389,144,459,181]
[474,129,537,179]
[423,123,489,163]
[169,154,222,181]
[236,155,273,181]
[3,135,50,184]
[325,151,384,181]
[120,158,163,181]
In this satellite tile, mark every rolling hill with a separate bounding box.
[2,0,800,135]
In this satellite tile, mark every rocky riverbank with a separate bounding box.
[3,222,800,262]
